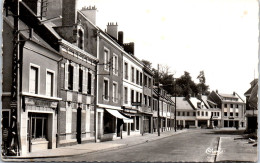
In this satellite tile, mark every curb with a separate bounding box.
[3,130,187,160]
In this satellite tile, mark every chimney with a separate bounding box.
[216,89,218,93]
[118,31,124,46]
[124,42,135,55]
[23,0,48,18]
[62,0,78,26]
[81,6,97,25]
[107,22,118,39]
[233,92,236,96]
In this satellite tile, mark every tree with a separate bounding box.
[196,71,210,95]
[142,59,152,69]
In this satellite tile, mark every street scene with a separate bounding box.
[1,0,258,162]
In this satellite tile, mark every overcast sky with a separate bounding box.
[78,0,259,99]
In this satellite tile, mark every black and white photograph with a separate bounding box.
[1,0,259,162]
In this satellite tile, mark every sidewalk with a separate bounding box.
[216,136,258,162]
[4,129,187,159]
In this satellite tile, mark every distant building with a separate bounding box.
[208,90,246,128]
[244,79,258,132]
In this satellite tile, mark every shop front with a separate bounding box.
[20,95,60,155]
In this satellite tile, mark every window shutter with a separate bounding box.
[82,67,87,94]
[91,72,95,96]
[73,64,79,91]
[64,63,69,90]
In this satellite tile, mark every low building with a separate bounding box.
[208,90,246,128]
[244,79,258,132]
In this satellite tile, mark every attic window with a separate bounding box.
[78,29,84,49]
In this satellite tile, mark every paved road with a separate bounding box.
[32,129,245,162]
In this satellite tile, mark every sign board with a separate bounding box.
[131,102,141,106]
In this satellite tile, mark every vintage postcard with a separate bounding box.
[1,0,258,162]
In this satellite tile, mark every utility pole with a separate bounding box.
[8,0,20,156]
[174,78,177,132]
[94,61,98,142]
[157,64,160,136]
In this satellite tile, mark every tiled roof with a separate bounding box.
[172,97,194,110]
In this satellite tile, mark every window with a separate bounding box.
[224,112,227,116]
[236,104,238,108]
[140,93,142,105]
[206,112,208,116]
[144,95,147,106]
[140,73,143,86]
[30,113,47,139]
[68,64,74,90]
[78,68,83,92]
[78,30,83,49]
[193,112,196,116]
[2,110,10,128]
[131,90,134,103]
[202,111,204,116]
[235,112,239,117]
[112,54,118,75]
[148,96,151,107]
[224,104,227,108]
[136,92,139,103]
[30,66,39,94]
[217,112,220,116]
[112,82,118,102]
[178,112,180,116]
[136,70,139,85]
[230,104,233,108]
[124,62,128,79]
[197,111,200,116]
[148,78,151,88]
[230,112,233,116]
[103,79,109,100]
[104,49,110,71]
[187,112,190,116]
[131,67,135,83]
[124,87,128,104]
[87,72,92,94]
[144,75,147,87]
[46,71,54,97]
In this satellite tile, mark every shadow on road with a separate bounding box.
[203,129,245,135]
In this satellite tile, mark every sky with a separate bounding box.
[78,0,259,100]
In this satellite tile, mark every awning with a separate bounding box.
[106,109,133,123]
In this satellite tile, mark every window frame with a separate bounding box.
[112,53,118,76]
[112,81,118,103]
[104,47,110,71]
[124,61,128,80]
[29,63,40,94]
[103,78,109,101]
[46,69,55,97]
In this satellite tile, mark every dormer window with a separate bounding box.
[78,29,84,49]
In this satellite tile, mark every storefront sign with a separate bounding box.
[25,97,58,109]
[131,102,141,106]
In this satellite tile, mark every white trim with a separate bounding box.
[46,69,55,97]
[29,63,40,94]
[103,77,109,101]
[21,92,62,101]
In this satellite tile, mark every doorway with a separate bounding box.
[77,107,82,144]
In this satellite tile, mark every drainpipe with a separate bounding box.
[56,56,63,148]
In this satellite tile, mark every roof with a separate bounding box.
[201,95,210,108]
[249,84,258,109]
[189,97,201,109]
[218,93,238,99]
[173,97,194,110]
[244,87,253,96]
[207,99,217,106]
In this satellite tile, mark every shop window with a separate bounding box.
[103,111,115,134]
[87,72,92,94]
[103,79,109,100]
[30,114,47,140]
[68,64,74,90]
[29,66,39,94]
[78,68,83,92]
[46,71,54,97]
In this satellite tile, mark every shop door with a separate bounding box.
[143,117,149,133]
[77,107,82,144]
[97,112,101,139]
